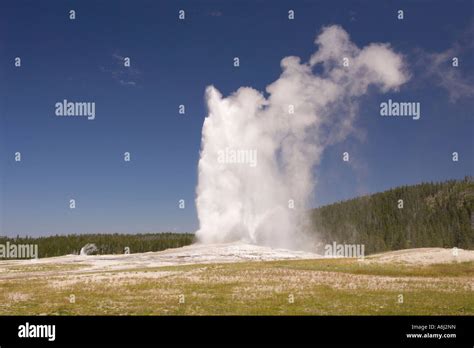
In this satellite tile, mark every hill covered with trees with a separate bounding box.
[0,232,194,258]
[310,177,473,254]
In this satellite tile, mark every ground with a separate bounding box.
[0,243,473,315]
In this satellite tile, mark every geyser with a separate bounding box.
[195,25,409,249]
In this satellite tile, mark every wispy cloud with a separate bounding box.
[414,23,474,102]
[100,52,142,87]
[207,10,223,17]
[349,10,357,22]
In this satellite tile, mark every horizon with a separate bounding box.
[1,176,471,238]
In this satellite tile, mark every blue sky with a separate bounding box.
[1,0,473,236]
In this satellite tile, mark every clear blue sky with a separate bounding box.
[1,0,473,236]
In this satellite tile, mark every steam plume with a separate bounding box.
[195,25,409,249]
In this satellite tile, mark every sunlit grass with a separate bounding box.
[0,259,472,315]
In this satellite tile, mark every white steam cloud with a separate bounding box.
[195,25,409,250]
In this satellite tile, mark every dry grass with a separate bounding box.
[0,258,472,315]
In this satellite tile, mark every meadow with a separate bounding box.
[1,256,472,315]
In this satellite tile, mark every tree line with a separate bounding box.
[0,232,195,258]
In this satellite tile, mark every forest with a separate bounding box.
[310,177,473,254]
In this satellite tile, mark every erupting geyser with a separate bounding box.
[195,25,409,249]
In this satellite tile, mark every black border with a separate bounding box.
[0,315,472,346]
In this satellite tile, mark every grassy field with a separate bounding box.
[0,257,472,315]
